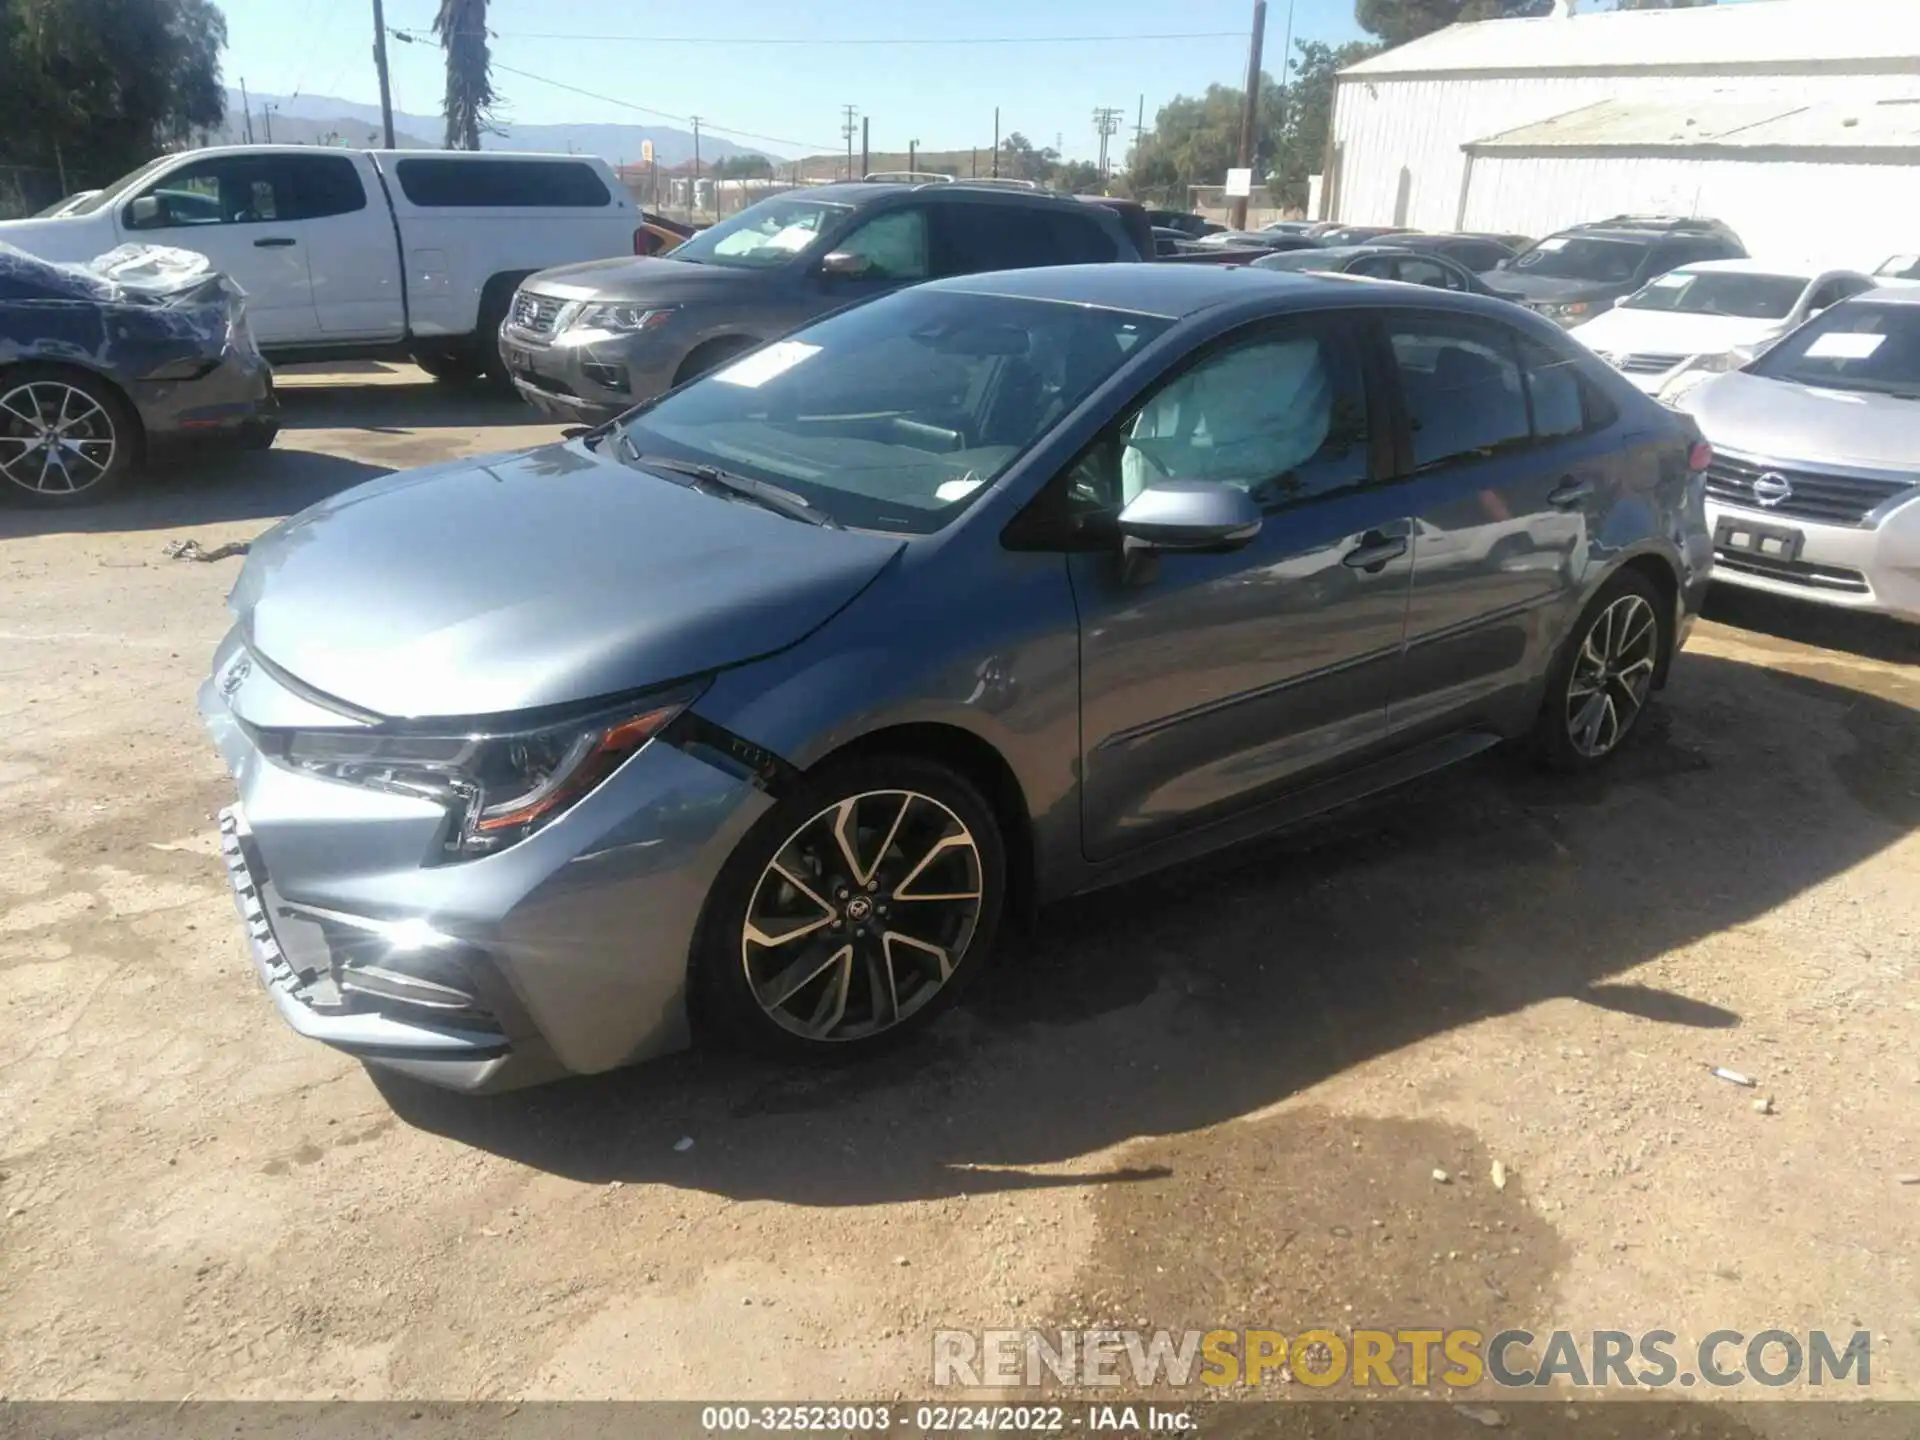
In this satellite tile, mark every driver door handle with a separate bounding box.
[1343,530,1410,572]
[253,236,297,248]
[1548,476,1594,507]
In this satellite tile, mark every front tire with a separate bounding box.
[0,365,138,507]
[1534,568,1668,771]
[409,344,479,383]
[693,757,1006,1059]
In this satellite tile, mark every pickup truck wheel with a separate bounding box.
[409,344,479,383]
[0,366,138,508]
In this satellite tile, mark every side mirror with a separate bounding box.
[819,250,872,279]
[128,195,162,228]
[1116,480,1262,553]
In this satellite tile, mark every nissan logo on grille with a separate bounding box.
[1750,472,1794,508]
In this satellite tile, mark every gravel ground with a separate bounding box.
[0,366,1915,1430]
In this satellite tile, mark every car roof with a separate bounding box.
[802,180,1092,210]
[926,262,1508,321]
[1662,258,1817,278]
[1856,285,1920,306]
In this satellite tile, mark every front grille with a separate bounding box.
[1713,551,1871,593]
[509,290,566,338]
[1619,352,1688,374]
[1704,453,1916,528]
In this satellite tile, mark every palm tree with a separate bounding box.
[433,0,496,151]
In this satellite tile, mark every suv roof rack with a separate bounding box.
[946,177,1043,192]
[863,171,954,184]
[1579,214,1729,234]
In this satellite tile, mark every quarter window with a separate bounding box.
[1519,337,1617,441]
[392,158,611,208]
[284,155,367,219]
[1387,316,1531,470]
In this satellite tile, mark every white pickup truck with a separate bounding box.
[0,146,641,380]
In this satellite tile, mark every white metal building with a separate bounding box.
[1325,0,1920,262]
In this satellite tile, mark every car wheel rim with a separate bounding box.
[1565,593,1659,759]
[0,382,117,496]
[741,790,984,1042]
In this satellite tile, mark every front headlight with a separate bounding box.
[1538,301,1595,322]
[1654,347,1754,407]
[268,687,700,858]
[569,302,677,335]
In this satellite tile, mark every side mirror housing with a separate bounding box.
[127,194,162,228]
[1116,480,1262,553]
[819,250,872,279]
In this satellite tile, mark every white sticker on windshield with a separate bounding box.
[934,475,985,503]
[1651,273,1689,288]
[711,340,822,388]
[1804,332,1886,360]
[1535,237,1570,251]
[762,224,819,253]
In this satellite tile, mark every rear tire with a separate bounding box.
[1534,567,1669,772]
[0,365,139,507]
[409,344,479,383]
[692,756,1006,1061]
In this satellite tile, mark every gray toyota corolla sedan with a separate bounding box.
[201,265,1714,1093]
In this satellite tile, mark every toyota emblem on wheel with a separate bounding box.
[1751,472,1794,508]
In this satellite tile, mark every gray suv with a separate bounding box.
[500,180,1142,422]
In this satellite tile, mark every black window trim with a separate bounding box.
[122,152,293,231]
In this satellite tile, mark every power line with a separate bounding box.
[402,48,843,153]
[393,27,1243,47]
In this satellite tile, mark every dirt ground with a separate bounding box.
[1,365,1916,1428]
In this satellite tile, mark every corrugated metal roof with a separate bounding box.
[1343,0,1920,79]
[1467,96,1920,154]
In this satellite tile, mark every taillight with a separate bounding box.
[1688,440,1713,473]
[633,227,646,254]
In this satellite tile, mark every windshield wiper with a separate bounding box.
[630,452,839,528]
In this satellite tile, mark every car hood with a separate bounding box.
[521,255,779,302]
[1571,308,1783,356]
[1489,271,1628,304]
[1678,370,1920,471]
[230,442,904,720]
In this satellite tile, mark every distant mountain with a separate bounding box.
[222,90,773,166]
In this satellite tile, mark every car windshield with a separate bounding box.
[1622,270,1807,319]
[1511,236,1648,283]
[666,196,854,270]
[1252,249,1348,272]
[1748,301,1920,397]
[62,156,173,218]
[615,288,1170,533]
[1877,254,1920,280]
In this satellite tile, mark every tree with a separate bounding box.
[433,0,496,151]
[711,154,774,181]
[1356,0,1712,46]
[0,0,226,207]
[1271,38,1384,208]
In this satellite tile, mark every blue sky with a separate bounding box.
[216,0,1371,160]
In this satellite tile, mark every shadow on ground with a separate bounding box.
[1704,584,1918,664]
[381,647,1919,1217]
[274,376,541,433]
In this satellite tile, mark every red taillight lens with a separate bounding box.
[633,226,646,254]
[1688,440,1713,473]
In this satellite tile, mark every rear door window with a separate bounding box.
[1386,314,1532,471]
[934,203,1119,275]
[1393,256,1464,291]
[283,155,367,219]
[392,158,612,208]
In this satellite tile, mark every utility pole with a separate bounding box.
[690,116,702,217]
[240,78,255,144]
[908,139,917,173]
[370,0,396,149]
[841,105,859,181]
[1275,0,1299,212]
[1135,94,1146,161]
[970,148,977,178]
[1092,107,1124,184]
[1230,0,1268,231]
[861,116,870,180]
[263,103,277,144]
[991,107,1000,178]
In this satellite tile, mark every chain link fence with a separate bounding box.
[0,163,104,220]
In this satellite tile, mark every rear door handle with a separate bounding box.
[1343,533,1410,572]
[253,236,297,248]
[1548,477,1594,507]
